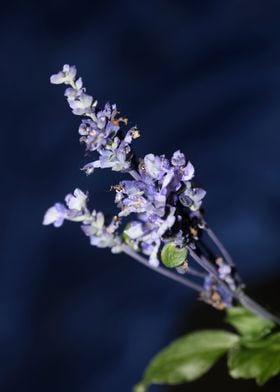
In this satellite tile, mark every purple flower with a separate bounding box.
[203,275,233,309]
[97,102,118,121]
[64,77,84,100]
[43,188,89,229]
[82,212,121,252]
[182,161,195,181]
[44,188,122,253]
[142,154,169,181]
[83,136,133,174]
[43,203,67,227]
[50,64,77,85]
[179,182,206,211]
[118,195,150,217]
[65,188,88,212]
[81,211,105,236]
[217,263,231,280]
[100,145,131,172]
[124,221,145,240]
[160,168,175,190]
[68,93,94,115]
[114,181,145,203]
[78,117,119,152]
[124,127,141,144]
[157,206,176,236]
[171,150,186,166]
[141,235,161,267]
[216,259,237,290]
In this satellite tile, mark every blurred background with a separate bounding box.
[1,1,280,391]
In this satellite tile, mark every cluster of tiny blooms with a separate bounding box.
[44,65,237,309]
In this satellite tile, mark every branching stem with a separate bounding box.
[122,245,203,293]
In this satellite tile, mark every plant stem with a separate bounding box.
[237,291,280,325]
[122,245,203,293]
[203,224,235,267]
[188,246,280,325]
[123,245,280,325]
[186,267,207,278]
[187,245,236,297]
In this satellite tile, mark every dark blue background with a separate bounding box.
[1,1,280,391]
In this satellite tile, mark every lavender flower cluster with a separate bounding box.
[44,65,241,310]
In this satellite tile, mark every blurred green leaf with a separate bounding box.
[135,330,239,391]
[160,242,187,268]
[226,306,275,340]
[228,332,280,385]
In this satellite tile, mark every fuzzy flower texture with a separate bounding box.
[44,65,241,310]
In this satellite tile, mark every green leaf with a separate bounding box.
[226,306,275,340]
[136,330,239,391]
[160,242,187,268]
[228,332,280,385]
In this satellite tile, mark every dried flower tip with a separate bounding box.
[112,116,128,126]
[131,129,140,138]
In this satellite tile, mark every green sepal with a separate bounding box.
[160,242,187,268]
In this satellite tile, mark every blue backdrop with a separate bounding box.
[1,1,280,391]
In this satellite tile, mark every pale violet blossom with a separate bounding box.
[82,211,121,252]
[171,150,186,166]
[143,154,169,181]
[65,188,87,211]
[124,222,145,240]
[64,77,84,100]
[50,64,77,85]
[203,276,233,309]
[43,189,88,228]
[81,211,105,237]
[179,182,206,211]
[44,189,121,252]
[83,135,133,174]
[157,207,176,236]
[182,161,195,181]
[218,263,232,280]
[68,93,94,115]
[43,203,67,227]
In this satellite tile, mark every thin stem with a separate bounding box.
[237,291,280,325]
[185,266,207,278]
[189,246,280,325]
[122,245,203,293]
[199,228,280,324]
[123,246,280,325]
[187,246,238,299]
[203,224,235,267]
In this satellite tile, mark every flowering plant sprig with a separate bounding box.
[44,65,280,389]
